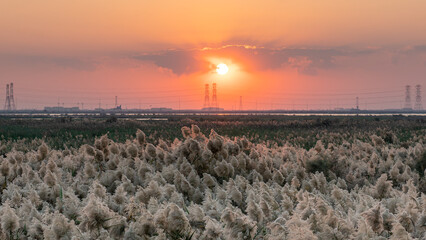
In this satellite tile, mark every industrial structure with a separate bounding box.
[44,106,79,112]
[403,84,422,111]
[414,84,422,111]
[356,97,359,110]
[211,83,218,108]
[204,84,210,108]
[404,85,412,110]
[202,82,223,111]
[4,83,16,111]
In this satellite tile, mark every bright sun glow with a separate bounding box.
[216,63,229,75]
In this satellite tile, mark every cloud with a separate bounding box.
[133,45,365,75]
[134,50,210,75]
[390,45,426,65]
[3,45,424,76]
[0,54,98,71]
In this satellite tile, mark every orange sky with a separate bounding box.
[1,0,426,110]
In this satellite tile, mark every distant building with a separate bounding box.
[150,107,173,111]
[44,106,79,112]
[108,105,122,111]
[202,107,225,111]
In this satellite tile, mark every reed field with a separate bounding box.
[0,116,425,239]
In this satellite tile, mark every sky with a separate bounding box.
[1,0,426,110]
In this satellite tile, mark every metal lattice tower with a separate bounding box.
[9,83,16,110]
[356,97,359,110]
[204,84,210,108]
[414,84,422,110]
[4,84,10,110]
[239,96,243,111]
[4,83,15,111]
[211,83,217,108]
[404,85,412,110]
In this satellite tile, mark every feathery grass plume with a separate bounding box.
[147,197,160,215]
[157,139,169,152]
[145,143,157,159]
[390,221,412,240]
[174,171,194,196]
[202,173,217,188]
[221,207,256,239]
[89,180,107,199]
[37,142,49,161]
[291,176,301,188]
[273,170,284,185]
[382,209,395,233]
[373,174,392,199]
[207,130,224,154]
[136,129,146,145]
[43,213,75,240]
[0,159,9,181]
[124,215,156,238]
[181,126,191,139]
[397,211,415,233]
[371,135,385,147]
[191,124,200,135]
[240,137,250,150]
[187,170,201,189]
[201,149,213,162]
[246,200,263,224]
[0,203,20,238]
[145,181,162,203]
[84,162,96,179]
[61,191,81,222]
[43,169,57,187]
[154,203,190,234]
[179,159,193,177]
[94,138,103,150]
[187,203,205,229]
[80,194,116,233]
[85,145,96,156]
[362,204,384,234]
[156,146,165,162]
[100,134,109,150]
[413,150,426,177]
[94,149,104,162]
[285,215,318,240]
[260,199,271,220]
[108,216,127,239]
[108,142,119,155]
[202,217,222,239]
[127,144,138,158]
[229,156,239,170]
[187,138,200,156]
[228,185,243,207]
[214,159,234,179]
[28,217,45,239]
[415,215,426,239]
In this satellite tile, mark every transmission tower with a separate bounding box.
[356,97,359,110]
[9,83,16,110]
[204,84,210,108]
[4,84,10,110]
[239,96,243,111]
[404,85,412,110]
[4,83,16,111]
[414,85,422,111]
[212,83,217,108]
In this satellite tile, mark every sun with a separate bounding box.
[216,63,229,75]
